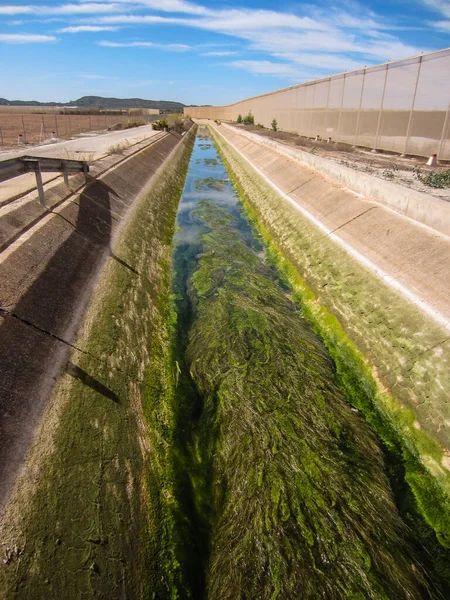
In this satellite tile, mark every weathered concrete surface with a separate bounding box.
[0,172,57,206]
[0,132,166,251]
[0,123,160,162]
[0,129,190,508]
[210,122,450,460]
[214,123,450,324]
[222,123,450,238]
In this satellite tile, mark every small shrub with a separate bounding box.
[152,118,169,131]
[243,112,254,126]
[256,123,264,128]
[271,118,278,132]
[415,167,450,188]
[236,114,243,124]
[382,169,395,180]
[167,113,185,133]
[106,141,130,155]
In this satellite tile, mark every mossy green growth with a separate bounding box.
[196,158,219,166]
[187,201,430,599]
[209,125,450,591]
[194,177,225,191]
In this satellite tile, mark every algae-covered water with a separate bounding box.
[169,129,438,599]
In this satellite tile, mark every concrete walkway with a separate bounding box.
[0,125,161,206]
[0,123,159,162]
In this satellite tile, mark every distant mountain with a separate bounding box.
[0,98,61,106]
[0,96,186,111]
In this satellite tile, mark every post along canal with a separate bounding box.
[161,126,445,598]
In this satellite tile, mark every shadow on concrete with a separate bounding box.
[66,361,120,403]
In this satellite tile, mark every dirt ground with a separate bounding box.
[235,124,450,202]
[0,113,153,147]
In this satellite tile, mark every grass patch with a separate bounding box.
[106,140,131,155]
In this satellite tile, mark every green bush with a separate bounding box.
[236,114,243,124]
[243,112,254,125]
[415,167,450,188]
[271,118,278,132]
[152,118,169,131]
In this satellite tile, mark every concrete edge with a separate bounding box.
[221,123,450,238]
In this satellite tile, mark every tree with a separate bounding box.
[237,114,243,124]
[271,118,278,132]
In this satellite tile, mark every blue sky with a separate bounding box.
[0,0,449,105]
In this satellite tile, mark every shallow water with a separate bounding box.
[174,131,262,251]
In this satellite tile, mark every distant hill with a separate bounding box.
[0,96,186,111]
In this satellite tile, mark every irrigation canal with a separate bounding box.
[1,125,449,599]
[162,127,445,598]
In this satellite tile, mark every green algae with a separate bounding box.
[209,125,450,593]
[186,200,430,599]
[196,158,219,166]
[194,177,226,191]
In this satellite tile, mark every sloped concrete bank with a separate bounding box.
[222,123,450,238]
[209,123,450,560]
[0,125,196,598]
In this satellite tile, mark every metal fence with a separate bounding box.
[0,113,158,147]
[187,47,450,160]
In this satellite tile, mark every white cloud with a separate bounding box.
[432,19,450,31]
[98,40,191,50]
[190,10,330,33]
[51,4,123,15]
[99,40,154,46]
[0,6,33,15]
[280,52,363,72]
[78,73,114,78]
[0,4,124,16]
[129,0,210,15]
[228,60,307,78]
[202,51,238,56]
[83,0,210,14]
[0,33,57,43]
[98,10,330,32]
[0,0,439,87]
[59,25,118,32]
[420,0,450,19]
[95,3,429,66]
[98,14,176,24]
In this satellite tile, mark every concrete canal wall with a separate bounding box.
[0,126,196,598]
